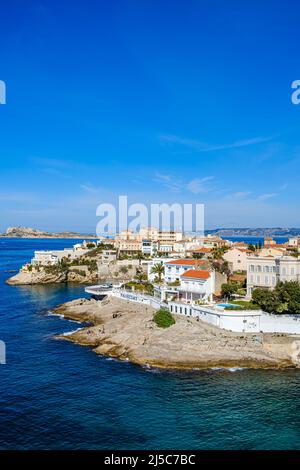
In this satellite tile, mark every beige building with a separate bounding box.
[117,239,141,255]
[203,234,229,248]
[223,247,250,272]
[246,254,300,297]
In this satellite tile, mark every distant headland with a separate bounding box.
[0,226,97,239]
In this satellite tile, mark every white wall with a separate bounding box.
[260,313,300,334]
[112,290,163,309]
[169,302,262,332]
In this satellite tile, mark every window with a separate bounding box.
[272,277,276,285]
[257,265,262,272]
[265,276,269,285]
[257,275,260,284]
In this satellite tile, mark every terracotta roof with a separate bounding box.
[166,259,206,266]
[181,269,210,279]
[229,274,246,282]
[188,247,212,253]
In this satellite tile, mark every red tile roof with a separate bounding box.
[181,269,210,279]
[166,259,206,266]
[188,247,212,253]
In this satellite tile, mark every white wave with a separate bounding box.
[62,327,83,336]
[47,311,64,319]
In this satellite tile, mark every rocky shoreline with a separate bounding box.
[52,296,299,370]
[6,269,97,285]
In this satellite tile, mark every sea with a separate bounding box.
[0,237,300,450]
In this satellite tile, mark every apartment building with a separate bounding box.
[246,254,300,297]
[117,239,141,256]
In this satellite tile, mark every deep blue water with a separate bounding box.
[0,238,300,450]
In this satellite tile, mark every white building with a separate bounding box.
[177,269,215,302]
[31,251,59,266]
[141,239,152,256]
[164,259,208,283]
[101,250,117,264]
[31,245,89,266]
[247,254,300,297]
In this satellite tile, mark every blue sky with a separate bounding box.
[1,0,300,232]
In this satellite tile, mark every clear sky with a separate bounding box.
[1,0,300,232]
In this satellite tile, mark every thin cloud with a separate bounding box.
[257,193,277,201]
[159,134,273,152]
[154,173,215,194]
[153,173,183,192]
[226,191,252,200]
[80,183,101,195]
[186,176,215,194]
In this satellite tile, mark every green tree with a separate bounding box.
[151,262,165,283]
[120,266,128,274]
[210,246,228,260]
[134,271,147,283]
[248,244,256,252]
[192,252,204,259]
[252,288,287,314]
[221,281,241,299]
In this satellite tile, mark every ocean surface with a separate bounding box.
[0,237,300,450]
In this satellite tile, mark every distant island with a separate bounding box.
[2,226,300,239]
[0,226,97,239]
[206,227,300,237]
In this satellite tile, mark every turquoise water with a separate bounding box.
[0,238,300,450]
[217,303,238,308]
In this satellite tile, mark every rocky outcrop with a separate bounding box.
[6,270,68,285]
[53,296,299,370]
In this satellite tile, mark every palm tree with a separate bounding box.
[151,262,165,283]
[210,246,227,260]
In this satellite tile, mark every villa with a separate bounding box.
[164,259,209,283]
[177,269,215,302]
[31,244,89,266]
[246,253,300,297]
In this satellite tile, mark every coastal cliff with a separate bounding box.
[6,269,97,285]
[53,296,298,370]
[6,262,138,285]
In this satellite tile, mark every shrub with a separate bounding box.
[120,266,128,274]
[70,269,86,277]
[154,308,176,328]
